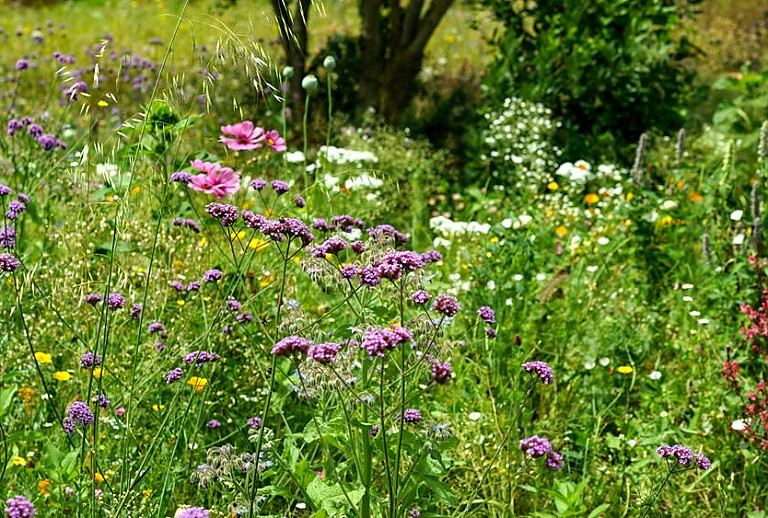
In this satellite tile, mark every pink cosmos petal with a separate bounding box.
[264,130,287,152]
[187,163,241,200]
[220,121,265,151]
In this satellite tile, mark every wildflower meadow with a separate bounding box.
[0,0,767,516]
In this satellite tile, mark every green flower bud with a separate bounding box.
[301,74,319,93]
[282,66,294,80]
[323,56,337,71]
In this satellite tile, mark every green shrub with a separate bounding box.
[479,0,699,161]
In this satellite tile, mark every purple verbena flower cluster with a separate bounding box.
[431,295,461,317]
[396,408,422,426]
[203,269,222,282]
[307,342,341,365]
[63,400,94,434]
[0,253,21,272]
[4,495,37,518]
[172,217,201,233]
[205,202,239,227]
[166,367,184,384]
[477,305,496,324]
[361,326,413,359]
[522,361,555,384]
[80,352,102,368]
[183,350,220,367]
[272,336,312,356]
[656,444,711,469]
[176,507,210,518]
[431,361,452,384]
[367,224,409,245]
[107,293,126,310]
[519,435,564,470]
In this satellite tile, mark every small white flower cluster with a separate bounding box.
[430,216,490,237]
[479,97,560,189]
[319,145,379,165]
[556,160,625,188]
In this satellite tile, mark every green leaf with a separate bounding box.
[60,450,80,479]
[0,385,17,416]
[587,503,611,518]
[424,476,456,506]
[306,478,364,518]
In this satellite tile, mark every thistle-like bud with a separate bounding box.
[724,139,735,172]
[752,181,761,221]
[753,216,764,254]
[631,133,649,185]
[301,74,318,93]
[702,233,712,265]
[759,120,768,162]
[282,66,294,80]
[323,56,336,71]
[675,128,686,165]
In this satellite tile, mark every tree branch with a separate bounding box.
[401,0,424,48]
[408,0,454,58]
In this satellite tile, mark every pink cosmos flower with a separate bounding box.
[219,121,265,151]
[264,130,287,152]
[188,160,241,199]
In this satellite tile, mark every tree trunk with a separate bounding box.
[357,0,455,122]
[358,0,385,116]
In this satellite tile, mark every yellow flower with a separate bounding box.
[38,479,52,495]
[547,181,559,191]
[12,456,26,466]
[617,365,633,374]
[626,192,634,201]
[152,404,166,412]
[92,367,103,379]
[249,238,269,251]
[555,226,567,237]
[35,352,52,364]
[584,193,600,205]
[143,489,153,499]
[131,186,141,195]
[230,230,246,241]
[94,472,107,483]
[97,100,108,107]
[177,299,185,306]
[657,215,673,228]
[187,377,208,392]
[53,371,71,382]
[490,236,499,243]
